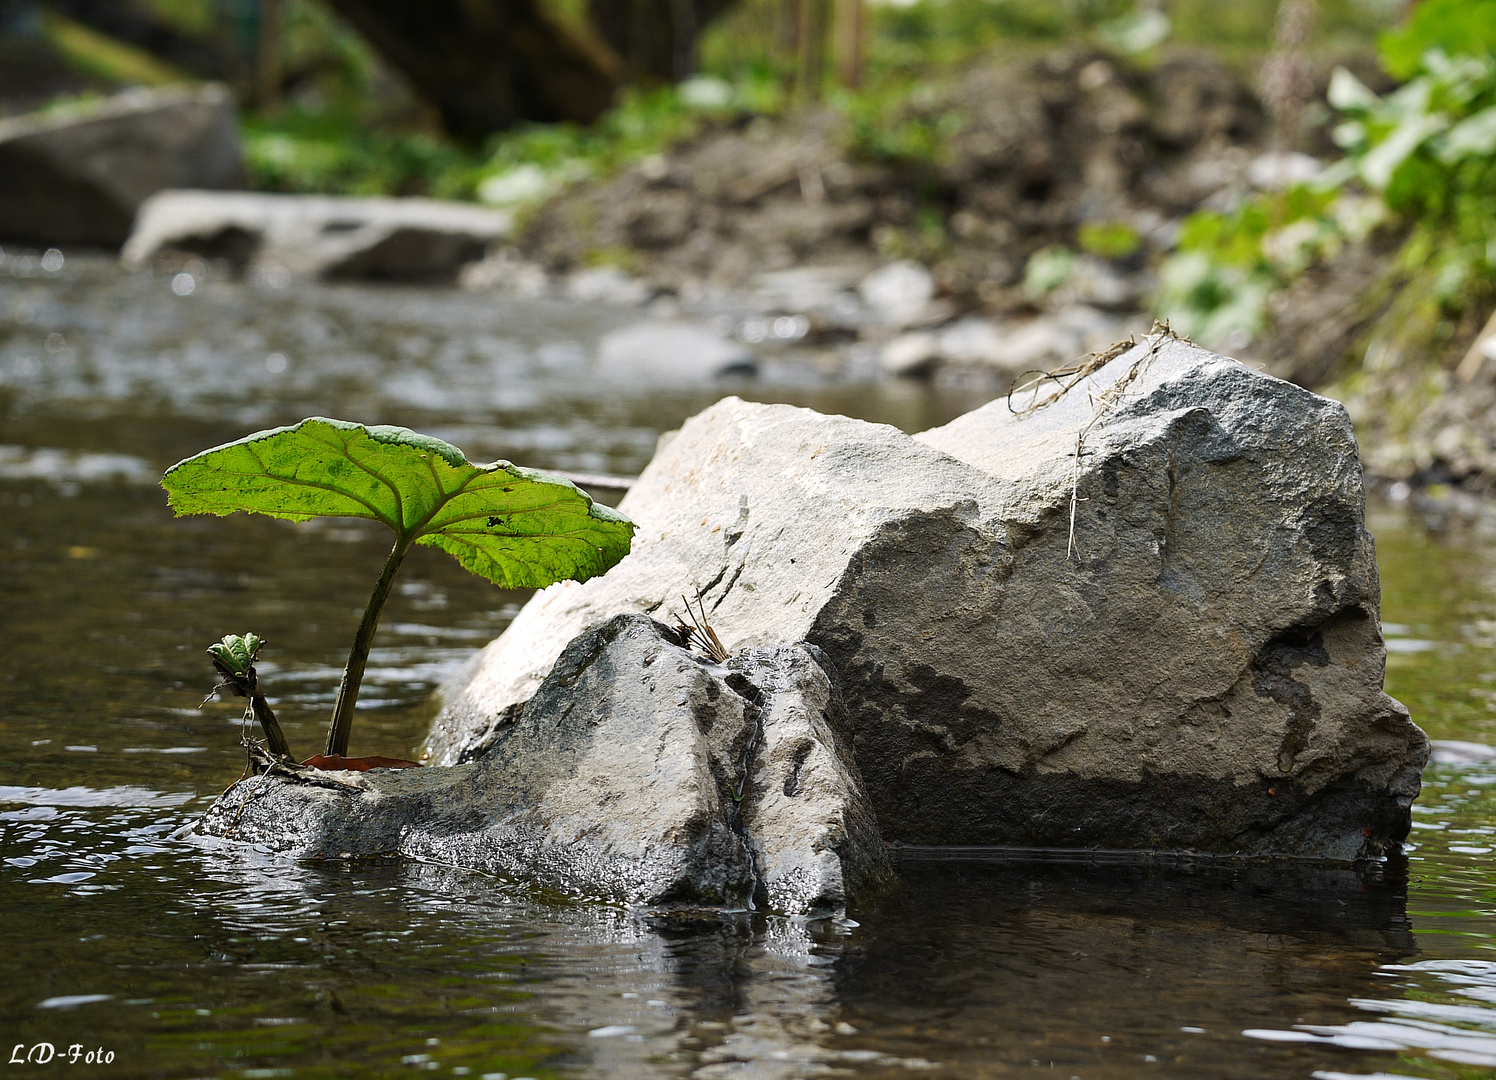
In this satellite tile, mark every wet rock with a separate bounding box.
[0,85,244,247]
[596,319,756,381]
[195,614,886,915]
[121,190,510,281]
[732,645,891,914]
[432,334,1426,860]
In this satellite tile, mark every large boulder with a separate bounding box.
[0,85,244,247]
[121,189,511,281]
[196,614,888,916]
[430,334,1427,860]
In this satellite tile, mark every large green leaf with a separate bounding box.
[161,417,635,588]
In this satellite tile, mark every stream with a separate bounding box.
[4,254,1496,1079]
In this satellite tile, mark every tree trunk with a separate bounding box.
[325,0,619,138]
[585,0,740,84]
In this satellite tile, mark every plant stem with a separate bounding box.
[250,693,294,760]
[324,538,409,757]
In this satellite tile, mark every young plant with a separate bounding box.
[206,631,294,761]
[163,417,636,761]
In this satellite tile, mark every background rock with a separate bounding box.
[859,260,935,327]
[430,336,1426,860]
[121,189,511,281]
[595,319,757,381]
[0,84,244,247]
[199,614,886,915]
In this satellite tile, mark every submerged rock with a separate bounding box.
[432,334,1426,861]
[121,190,510,281]
[0,85,244,247]
[196,614,888,915]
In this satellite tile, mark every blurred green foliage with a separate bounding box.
[242,112,468,196]
[1156,0,1496,361]
[1024,245,1080,296]
[1378,0,1496,80]
[1078,221,1142,259]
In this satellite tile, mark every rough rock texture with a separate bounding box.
[197,614,888,915]
[733,644,889,914]
[431,335,1427,860]
[121,189,510,281]
[0,85,244,247]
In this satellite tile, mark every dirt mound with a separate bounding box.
[515,47,1267,308]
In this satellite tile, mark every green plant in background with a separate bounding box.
[1377,0,1496,81]
[1153,0,1496,357]
[1154,184,1347,346]
[1328,47,1496,300]
[1078,221,1142,260]
[162,418,635,763]
[1023,245,1079,297]
[464,81,741,210]
[244,111,472,196]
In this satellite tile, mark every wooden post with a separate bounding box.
[257,0,283,111]
[835,0,864,88]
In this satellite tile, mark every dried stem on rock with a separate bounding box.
[1007,323,1179,560]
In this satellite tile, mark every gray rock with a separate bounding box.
[0,85,244,247]
[595,320,757,381]
[753,265,866,314]
[431,334,1426,860]
[732,645,891,915]
[938,307,1134,374]
[196,614,887,915]
[858,260,935,327]
[1053,256,1144,309]
[878,331,941,377]
[565,266,652,306]
[457,248,550,296]
[121,189,511,281]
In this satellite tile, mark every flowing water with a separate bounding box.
[4,255,1496,1080]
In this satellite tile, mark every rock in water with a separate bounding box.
[595,319,757,381]
[0,86,243,248]
[122,190,511,281]
[196,615,888,915]
[432,334,1426,861]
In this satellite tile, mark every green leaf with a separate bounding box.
[161,417,635,589]
[208,632,264,679]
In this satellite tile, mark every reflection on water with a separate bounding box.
[5,261,1496,1078]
